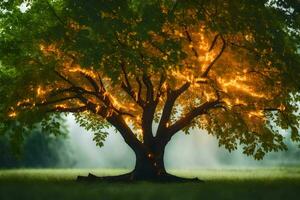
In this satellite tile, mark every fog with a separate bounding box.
[65,115,300,169]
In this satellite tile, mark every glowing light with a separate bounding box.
[106,109,113,118]
[278,103,285,111]
[69,67,97,79]
[136,116,141,121]
[37,86,46,97]
[124,116,131,124]
[55,104,67,109]
[166,122,170,127]
[223,98,232,108]
[162,82,167,90]
[17,98,31,106]
[8,111,17,118]
[248,110,264,118]
[174,30,183,37]
[234,98,247,106]
[218,77,267,99]
[40,43,61,57]
[203,91,215,101]
[96,105,101,113]
[147,153,153,158]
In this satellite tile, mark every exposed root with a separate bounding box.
[77,172,203,183]
[77,172,133,182]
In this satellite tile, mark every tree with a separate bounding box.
[0,127,75,168]
[0,0,300,181]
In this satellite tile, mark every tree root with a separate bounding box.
[77,172,204,183]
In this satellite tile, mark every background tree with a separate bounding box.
[0,0,300,181]
[0,122,75,168]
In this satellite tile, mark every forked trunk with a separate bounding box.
[77,133,201,182]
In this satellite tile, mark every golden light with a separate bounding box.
[147,153,154,158]
[37,86,46,97]
[234,98,247,106]
[124,116,131,124]
[136,116,141,121]
[39,43,61,57]
[248,110,264,118]
[95,105,101,113]
[17,98,31,106]
[8,111,17,118]
[217,77,268,99]
[203,91,215,101]
[223,98,233,108]
[68,67,97,79]
[55,104,67,109]
[278,103,285,111]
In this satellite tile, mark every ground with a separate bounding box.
[0,167,300,200]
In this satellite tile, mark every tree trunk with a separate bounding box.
[77,133,201,182]
[131,146,167,180]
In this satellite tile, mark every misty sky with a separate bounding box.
[65,115,300,169]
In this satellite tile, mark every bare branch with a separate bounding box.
[208,34,220,51]
[202,35,226,77]
[184,26,199,58]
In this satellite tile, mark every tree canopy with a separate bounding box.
[1,0,300,162]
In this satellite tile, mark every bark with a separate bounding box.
[131,142,167,180]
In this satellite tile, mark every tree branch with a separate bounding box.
[142,73,154,103]
[120,64,145,107]
[36,96,79,107]
[156,82,191,137]
[167,100,220,137]
[208,34,220,51]
[155,73,166,101]
[47,106,87,113]
[80,72,100,93]
[202,34,226,77]
[136,77,143,104]
[184,26,199,58]
[107,113,145,153]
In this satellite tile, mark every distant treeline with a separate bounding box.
[0,131,75,168]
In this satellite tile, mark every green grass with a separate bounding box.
[1,167,300,200]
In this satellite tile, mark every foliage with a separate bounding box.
[0,0,300,159]
[74,112,109,147]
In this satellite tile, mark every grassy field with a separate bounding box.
[1,167,300,200]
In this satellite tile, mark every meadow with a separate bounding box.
[0,167,300,200]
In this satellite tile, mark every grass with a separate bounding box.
[1,167,300,200]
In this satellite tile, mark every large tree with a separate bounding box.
[0,0,300,181]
